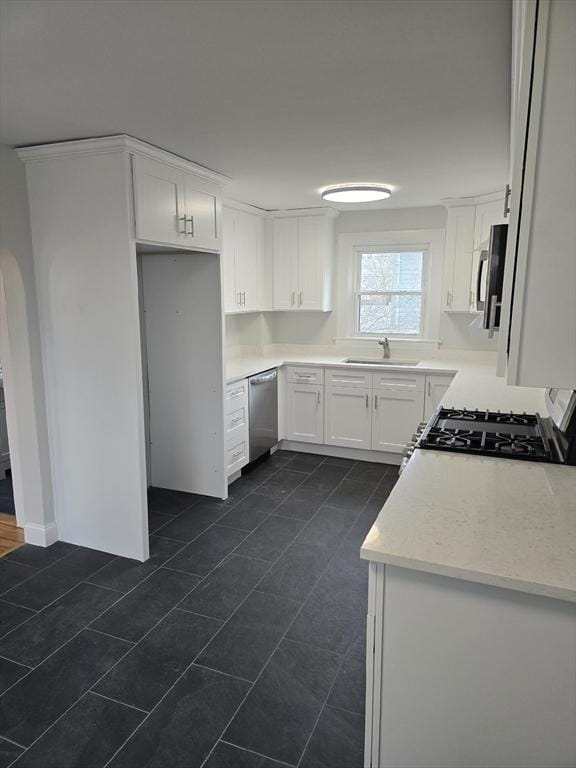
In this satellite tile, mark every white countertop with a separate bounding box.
[227,348,575,602]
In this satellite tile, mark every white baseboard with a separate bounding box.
[24,521,59,547]
[279,440,402,465]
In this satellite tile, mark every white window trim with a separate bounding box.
[354,245,429,338]
[336,229,445,342]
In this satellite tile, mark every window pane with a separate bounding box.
[358,293,422,335]
[359,251,423,292]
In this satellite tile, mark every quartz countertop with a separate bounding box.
[358,364,575,602]
[226,349,575,602]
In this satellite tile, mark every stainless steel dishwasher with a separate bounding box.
[248,368,278,462]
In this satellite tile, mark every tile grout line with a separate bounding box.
[88,688,150,715]
[0,654,32,670]
[218,738,296,767]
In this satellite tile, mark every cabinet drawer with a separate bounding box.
[226,404,248,441]
[373,371,424,392]
[226,379,248,412]
[227,439,248,475]
[286,366,324,385]
[325,368,373,388]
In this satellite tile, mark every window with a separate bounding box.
[355,247,427,336]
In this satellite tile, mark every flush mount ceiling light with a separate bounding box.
[320,184,392,203]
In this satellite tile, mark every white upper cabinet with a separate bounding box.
[272,210,336,311]
[442,196,505,313]
[498,0,576,389]
[133,156,187,247]
[222,205,262,313]
[133,155,221,252]
[272,217,300,310]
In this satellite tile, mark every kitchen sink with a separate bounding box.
[343,358,421,366]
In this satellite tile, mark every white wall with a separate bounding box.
[243,206,497,351]
[0,144,55,540]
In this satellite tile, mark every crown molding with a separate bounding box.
[15,134,230,186]
[441,189,505,208]
[264,206,339,220]
[222,198,268,216]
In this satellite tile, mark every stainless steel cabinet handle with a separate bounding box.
[186,216,194,236]
[229,389,243,398]
[487,294,500,338]
[374,394,378,409]
[242,291,246,306]
[365,394,369,408]
[446,290,452,307]
[230,416,243,425]
[237,292,242,306]
[317,391,321,405]
[503,184,511,218]
[178,216,187,235]
[299,291,303,306]
[291,291,295,306]
[428,380,432,397]
[231,450,243,459]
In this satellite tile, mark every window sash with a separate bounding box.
[354,248,427,336]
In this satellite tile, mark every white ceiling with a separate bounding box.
[0,0,511,211]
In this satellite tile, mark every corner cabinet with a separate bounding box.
[271,209,337,311]
[424,373,455,420]
[222,204,263,313]
[132,154,222,252]
[442,197,506,313]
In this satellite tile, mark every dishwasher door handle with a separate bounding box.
[250,371,278,385]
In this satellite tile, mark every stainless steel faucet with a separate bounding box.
[378,337,391,359]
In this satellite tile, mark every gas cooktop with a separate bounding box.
[416,407,554,462]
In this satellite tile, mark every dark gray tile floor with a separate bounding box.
[0,450,397,767]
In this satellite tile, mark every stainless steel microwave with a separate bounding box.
[475,224,508,337]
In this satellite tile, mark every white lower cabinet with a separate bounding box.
[372,387,425,453]
[324,386,372,449]
[286,382,323,443]
[226,378,249,475]
[424,373,455,420]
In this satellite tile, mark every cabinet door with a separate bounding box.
[184,175,219,250]
[424,374,454,420]
[324,386,372,449]
[222,209,239,313]
[235,210,260,312]
[272,218,298,309]
[286,383,323,443]
[297,216,326,310]
[443,206,476,311]
[133,156,186,246]
[372,388,425,453]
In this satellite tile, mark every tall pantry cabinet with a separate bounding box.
[17,136,228,561]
